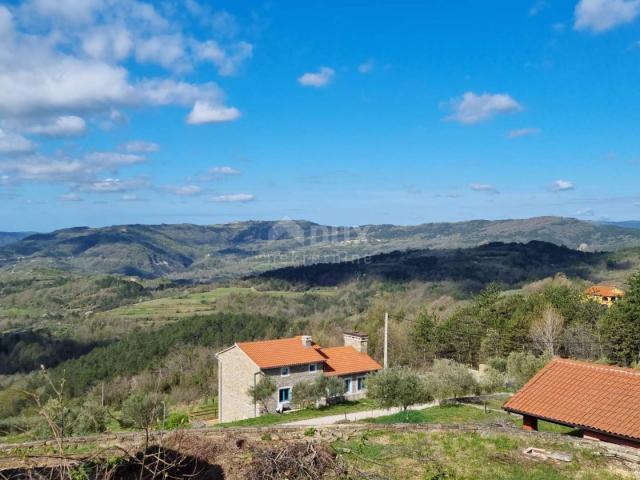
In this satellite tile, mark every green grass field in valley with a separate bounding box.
[96,286,336,321]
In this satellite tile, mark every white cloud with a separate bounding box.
[166,184,202,196]
[550,179,575,191]
[121,193,140,202]
[78,177,149,193]
[0,1,246,126]
[122,141,159,153]
[446,92,522,124]
[0,6,13,39]
[508,127,541,138]
[298,67,335,87]
[84,152,146,168]
[194,40,253,76]
[59,192,82,202]
[23,0,103,25]
[469,183,499,194]
[576,208,595,216]
[212,193,254,203]
[187,101,240,124]
[82,25,133,61]
[358,60,374,74]
[0,128,35,154]
[135,34,187,70]
[209,166,240,175]
[574,0,640,32]
[27,116,87,137]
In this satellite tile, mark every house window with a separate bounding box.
[309,364,317,374]
[281,367,290,376]
[357,376,366,391]
[278,387,291,403]
[344,378,352,394]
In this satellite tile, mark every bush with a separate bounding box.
[292,382,322,410]
[74,400,108,435]
[163,411,189,430]
[479,367,505,394]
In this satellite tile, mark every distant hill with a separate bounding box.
[0,232,33,247]
[1,217,639,280]
[601,221,640,230]
[257,241,610,290]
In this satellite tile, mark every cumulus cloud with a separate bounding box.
[550,179,575,191]
[212,193,254,203]
[0,128,35,154]
[26,116,87,137]
[0,1,244,126]
[574,0,640,32]
[187,101,240,124]
[446,92,522,124]
[298,67,335,87]
[194,40,253,76]
[209,166,240,175]
[508,127,541,138]
[469,183,499,194]
[122,141,159,153]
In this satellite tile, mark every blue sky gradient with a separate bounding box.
[0,0,639,231]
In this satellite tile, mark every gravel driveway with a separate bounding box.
[282,401,438,426]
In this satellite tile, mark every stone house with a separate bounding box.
[215,332,381,422]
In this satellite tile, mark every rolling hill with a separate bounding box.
[257,241,611,290]
[0,232,33,247]
[1,217,639,280]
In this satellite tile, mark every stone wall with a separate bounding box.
[217,346,259,422]
[262,362,323,411]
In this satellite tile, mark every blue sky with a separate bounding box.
[0,0,639,231]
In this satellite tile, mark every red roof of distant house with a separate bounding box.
[585,285,625,298]
[236,336,326,369]
[504,358,640,441]
[318,346,382,377]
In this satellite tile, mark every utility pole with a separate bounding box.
[384,312,389,369]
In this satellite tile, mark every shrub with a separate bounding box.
[163,411,189,430]
[368,367,427,413]
[506,351,549,389]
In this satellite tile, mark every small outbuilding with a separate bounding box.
[504,358,640,448]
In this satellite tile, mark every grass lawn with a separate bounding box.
[334,429,630,479]
[366,404,510,425]
[218,399,376,428]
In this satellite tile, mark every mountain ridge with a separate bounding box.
[1,216,640,280]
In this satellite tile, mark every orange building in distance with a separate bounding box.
[584,285,625,307]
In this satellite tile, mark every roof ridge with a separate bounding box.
[554,357,640,376]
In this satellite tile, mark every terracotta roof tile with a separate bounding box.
[585,285,625,297]
[236,336,326,369]
[504,358,640,441]
[318,346,382,377]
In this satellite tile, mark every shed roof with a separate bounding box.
[504,358,640,441]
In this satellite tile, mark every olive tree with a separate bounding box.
[431,359,478,401]
[367,367,427,418]
[247,376,276,414]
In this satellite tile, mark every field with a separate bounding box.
[95,286,336,322]
[335,428,634,479]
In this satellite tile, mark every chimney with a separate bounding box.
[343,332,368,353]
[301,335,313,348]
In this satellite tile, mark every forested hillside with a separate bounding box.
[2,217,640,280]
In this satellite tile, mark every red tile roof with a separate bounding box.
[236,336,326,369]
[585,285,625,298]
[504,358,640,441]
[318,346,382,377]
